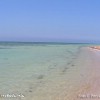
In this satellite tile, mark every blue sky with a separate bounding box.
[0,0,100,42]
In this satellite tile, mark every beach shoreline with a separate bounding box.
[73,47,100,100]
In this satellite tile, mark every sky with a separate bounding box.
[0,0,100,42]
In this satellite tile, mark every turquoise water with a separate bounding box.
[0,42,87,100]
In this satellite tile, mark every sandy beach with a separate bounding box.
[72,47,100,100]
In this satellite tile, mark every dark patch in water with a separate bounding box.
[37,75,44,79]
[54,64,57,67]
[61,67,69,74]
[67,62,71,65]
[53,63,57,67]
[29,90,32,92]
[71,64,75,66]
[4,58,8,60]
[48,64,57,70]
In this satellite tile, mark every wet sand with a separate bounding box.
[74,47,100,100]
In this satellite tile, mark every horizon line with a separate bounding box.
[0,41,98,44]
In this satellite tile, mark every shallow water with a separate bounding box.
[0,42,88,100]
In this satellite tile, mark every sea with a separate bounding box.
[0,42,91,100]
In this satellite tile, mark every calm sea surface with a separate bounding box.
[0,42,89,100]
